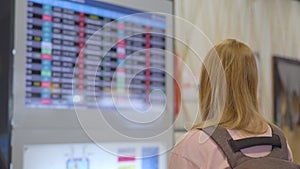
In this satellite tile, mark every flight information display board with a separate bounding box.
[26,0,167,110]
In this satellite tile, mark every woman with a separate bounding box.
[169,39,293,169]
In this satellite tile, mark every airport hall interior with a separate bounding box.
[0,0,300,168]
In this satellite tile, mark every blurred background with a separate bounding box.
[174,0,300,164]
[0,0,300,168]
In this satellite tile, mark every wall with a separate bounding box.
[174,0,300,164]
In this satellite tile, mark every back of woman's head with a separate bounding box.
[194,39,267,134]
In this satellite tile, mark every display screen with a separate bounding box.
[23,143,162,169]
[26,0,167,110]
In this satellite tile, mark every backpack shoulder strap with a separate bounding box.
[268,123,289,160]
[200,126,251,168]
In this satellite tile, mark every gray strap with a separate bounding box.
[268,124,289,160]
[200,124,288,168]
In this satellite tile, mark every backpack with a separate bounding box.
[200,124,300,169]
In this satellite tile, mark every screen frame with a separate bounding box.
[12,0,174,168]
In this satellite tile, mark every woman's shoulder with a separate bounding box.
[173,129,200,149]
[170,128,229,168]
[172,128,221,156]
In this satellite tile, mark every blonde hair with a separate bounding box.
[193,39,268,134]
